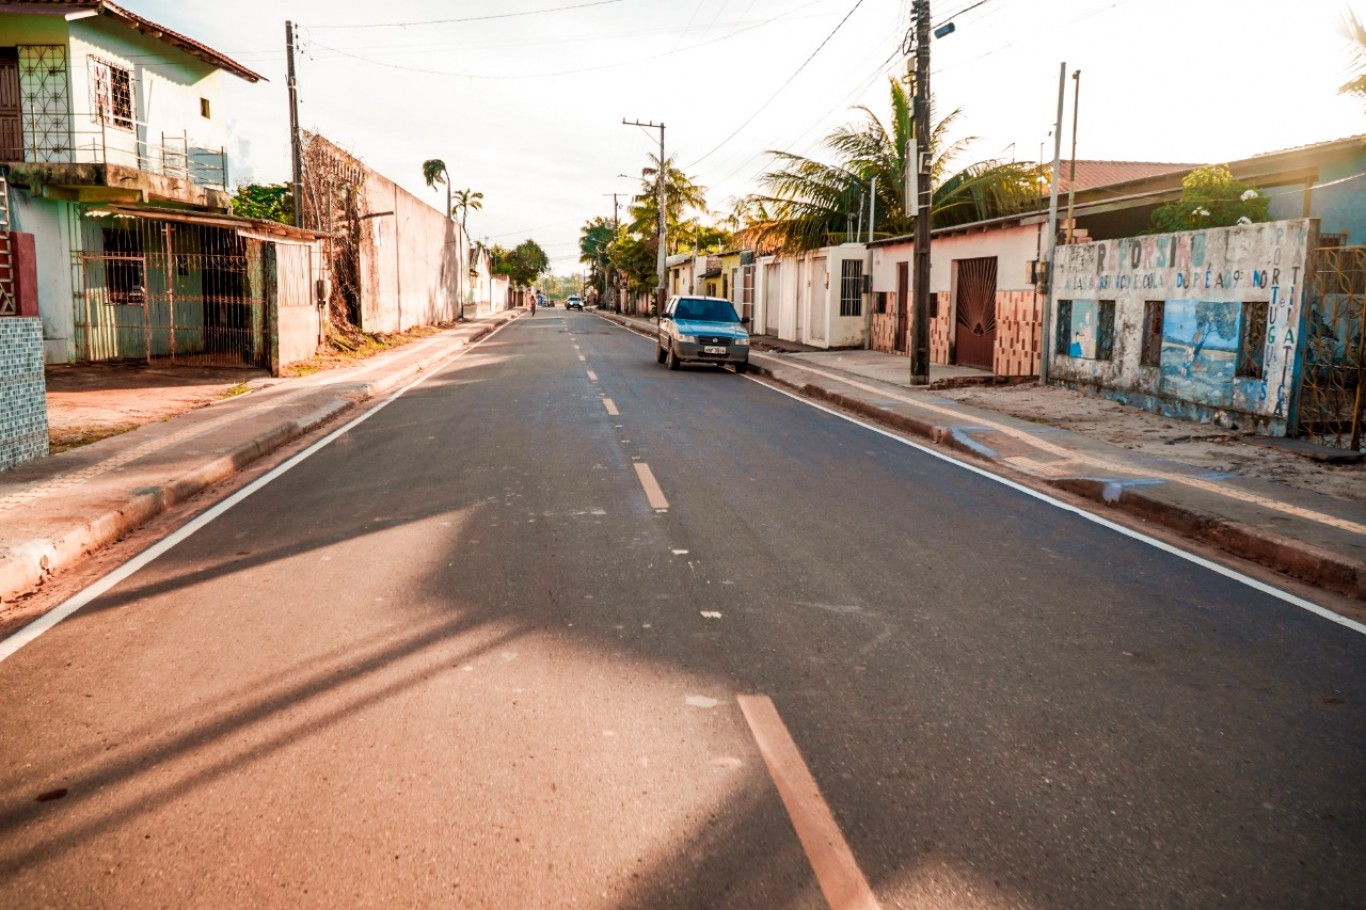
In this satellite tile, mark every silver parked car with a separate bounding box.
[655,295,751,373]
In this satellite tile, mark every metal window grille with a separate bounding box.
[1236,301,1267,379]
[70,208,274,368]
[1096,300,1116,361]
[1298,245,1366,449]
[741,264,755,322]
[1141,300,1164,367]
[839,259,862,317]
[90,57,134,130]
[1055,299,1072,355]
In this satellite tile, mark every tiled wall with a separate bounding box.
[993,289,1041,377]
[0,318,49,471]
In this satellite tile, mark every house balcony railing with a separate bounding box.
[8,117,229,191]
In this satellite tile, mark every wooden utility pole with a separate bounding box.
[910,0,932,384]
[285,21,303,228]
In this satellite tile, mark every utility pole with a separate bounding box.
[606,192,622,312]
[1041,62,1067,385]
[909,0,932,385]
[1065,70,1081,244]
[622,118,665,325]
[285,21,304,228]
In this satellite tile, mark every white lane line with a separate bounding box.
[603,399,620,416]
[773,359,1366,536]
[0,320,517,664]
[587,370,598,382]
[601,314,1364,633]
[578,354,587,362]
[633,463,669,511]
[758,383,1366,637]
[738,695,882,910]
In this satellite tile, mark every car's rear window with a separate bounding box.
[675,299,739,322]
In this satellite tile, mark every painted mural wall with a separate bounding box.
[1051,219,1317,434]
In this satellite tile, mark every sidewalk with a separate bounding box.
[0,313,518,608]
[601,311,1366,603]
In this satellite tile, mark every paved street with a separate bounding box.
[2,311,1364,908]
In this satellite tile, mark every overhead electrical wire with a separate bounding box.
[685,0,870,169]
[301,1,819,81]
[306,0,625,30]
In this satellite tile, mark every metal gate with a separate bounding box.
[72,208,267,367]
[954,257,997,371]
[1296,245,1366,449]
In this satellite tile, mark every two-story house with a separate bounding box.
[2,1,325,371]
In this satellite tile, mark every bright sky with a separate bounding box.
[142,0,1363,274]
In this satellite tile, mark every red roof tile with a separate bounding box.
[6,1,265,82]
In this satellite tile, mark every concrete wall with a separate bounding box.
[270,240,323,372]
[0,319,49,471]
[358,170,464,334]
[8,191,78,364]
[1050,219,1316,434]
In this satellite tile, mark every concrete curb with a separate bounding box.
[0,323,505,605]
[746,360,1366,602]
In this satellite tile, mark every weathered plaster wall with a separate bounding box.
[1051,219,1316,434]
[358,170,464,334]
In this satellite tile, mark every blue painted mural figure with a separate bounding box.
[1161,299,1240,405]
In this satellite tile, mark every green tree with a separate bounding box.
[625,154,709,253]
[607,227,658,294]
[739,75,1043,254]
[452,188,483,238]
[421,158,453,229]
[231,183,293,224]
[493,239,551,287]
[579,216,615,298]
[1147,165,1270,233]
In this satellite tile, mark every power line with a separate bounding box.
[685,0,871,168]
[307,0,625,30]
[302,5,792,81]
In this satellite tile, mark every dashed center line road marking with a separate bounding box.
[603,399,620,416]
[633,463,669,510]
[587,370,598,382]
[578,354,587,362]
[738,695,882,910]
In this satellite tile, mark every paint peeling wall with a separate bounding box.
[1050,219,1317,435]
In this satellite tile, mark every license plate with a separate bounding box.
[704,346,727,355]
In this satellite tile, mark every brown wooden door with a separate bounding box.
[954,257,997,371]
[0,49,22,161]
[895,261,909,352]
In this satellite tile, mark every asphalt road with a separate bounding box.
[2,310,1363,909]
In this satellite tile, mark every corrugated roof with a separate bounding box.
[5,1,266,82]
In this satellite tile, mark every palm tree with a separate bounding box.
[579,216,615,299]
[421,158,452,229]
[740,75,1044,254]
[626,154,708,254]
[1340,9,1366,103]
[452,188,483,239]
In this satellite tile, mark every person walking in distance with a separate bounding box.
[529,288,537,316]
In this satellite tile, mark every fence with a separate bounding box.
[70,208,270,368]
[1297,245,1366,449]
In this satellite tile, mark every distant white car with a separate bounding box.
[566,296,584,310]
